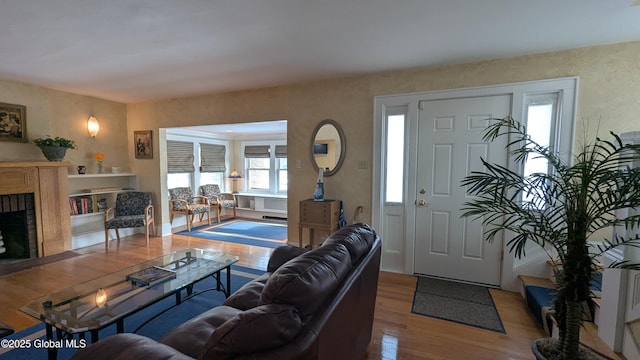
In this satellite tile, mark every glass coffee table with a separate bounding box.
[21,248,238,360]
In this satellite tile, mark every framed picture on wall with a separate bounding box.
[0,102,27,142]
[134,130,153,159]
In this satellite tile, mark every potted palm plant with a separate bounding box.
[461,116,640,360]
[33,136,77,161]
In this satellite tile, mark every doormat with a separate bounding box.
[411,276,505,333]
[177,218,287,248]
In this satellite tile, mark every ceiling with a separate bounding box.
[1,0,639,104]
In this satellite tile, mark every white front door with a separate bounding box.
[413,95,510,286]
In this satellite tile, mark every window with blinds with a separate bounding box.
[243,144,288,193]
[200,143,226,173]
[167,140,195,173]
[276,145,287,192]
[275,145,287,158]
[244,145,271,158]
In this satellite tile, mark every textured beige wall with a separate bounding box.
[128,41,640,241]
[2,41,638,244]
[0,79,128,173]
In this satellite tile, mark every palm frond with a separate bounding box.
[460,115,640,359]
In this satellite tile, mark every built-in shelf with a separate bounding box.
[67,173,138,248]
[70,211,105,219]
[68,172,135,179]
[69,189,134,197]
[234,193,288,217]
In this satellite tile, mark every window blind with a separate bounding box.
[244,145,270,158]
[167,140,195,173]
[275,145,287,158]
[200,143,226,173]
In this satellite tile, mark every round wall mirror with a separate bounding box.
[310,119,346,177]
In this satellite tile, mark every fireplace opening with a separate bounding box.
[0,194,37,261]
[0,212,29,259]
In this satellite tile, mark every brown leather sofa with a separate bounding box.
[71,223,381,360]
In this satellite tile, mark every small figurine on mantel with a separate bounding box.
[313,168,325,201]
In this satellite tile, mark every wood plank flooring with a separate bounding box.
[0,227,621,359]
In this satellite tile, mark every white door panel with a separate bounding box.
[414,95,510,286]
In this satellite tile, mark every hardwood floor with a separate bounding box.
[0,227,598,359]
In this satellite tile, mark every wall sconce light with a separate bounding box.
[95,288,107,308]
[87,115,100,138]
[229,170,242,194]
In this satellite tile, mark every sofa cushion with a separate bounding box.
[160,305,242,358]
[223,272,271,310]
[267,245,309,272]
[72,333,193,360]
[322,223,377,265]
[199,304,302,360]
[259,242,351,319]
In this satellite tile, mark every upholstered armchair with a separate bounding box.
[104,192,155,250]
[200,184,237,221]
[168,187,212,231]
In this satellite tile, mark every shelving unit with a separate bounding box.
[67,173,137,248]
[235,193,287,219]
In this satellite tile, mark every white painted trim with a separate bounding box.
[373,77,578,289]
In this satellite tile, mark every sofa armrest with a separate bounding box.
[71,333,193,360]
[160,305,242,358]
[267,245,308,272]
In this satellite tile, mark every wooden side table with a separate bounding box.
[298,199,339,249]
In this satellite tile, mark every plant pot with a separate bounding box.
[532,338,605,360]
[38,146,68,162]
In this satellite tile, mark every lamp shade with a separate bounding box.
[229,170,242,178]
[87,116,100,137]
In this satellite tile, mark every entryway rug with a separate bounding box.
[178,218,288,248]
[411,276,505,333]
[0,265,263,360]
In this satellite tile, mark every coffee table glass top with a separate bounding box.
[21,248,238,333]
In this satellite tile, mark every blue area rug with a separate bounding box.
[178,218,288,248]
[0,265,262,360]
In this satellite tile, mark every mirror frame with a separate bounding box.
[309,119,346,177]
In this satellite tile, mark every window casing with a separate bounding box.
[243,142,287,194]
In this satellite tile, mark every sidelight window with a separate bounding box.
[522,93,559,208]
[385,111,406,203]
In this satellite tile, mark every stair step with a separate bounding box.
[518,275,624,360]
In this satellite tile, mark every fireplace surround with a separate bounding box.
[0,162,72,257]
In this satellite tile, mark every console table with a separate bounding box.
[298,199,339,249]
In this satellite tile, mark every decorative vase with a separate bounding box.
[313,168,324,201]
[97,161,104,174]
[38,146,68,162]
[313,180,324,201]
